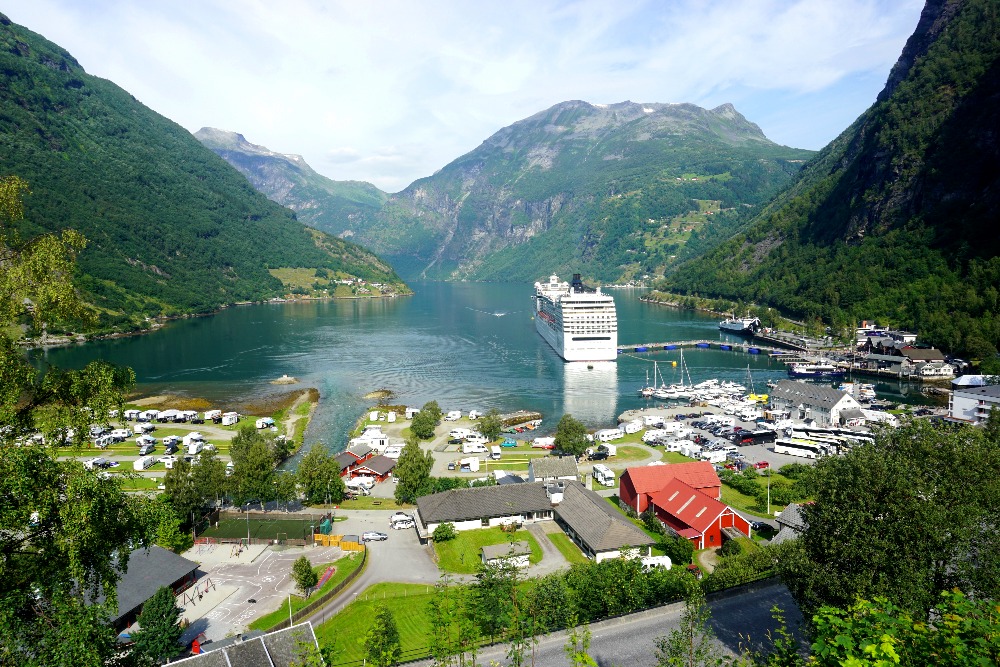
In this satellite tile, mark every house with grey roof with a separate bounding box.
[415,483,554,534]
[95,545,199,632]
[481,540,531,568]
[172,622,321,666]
[416,480,655,563]
[553,482,656,562]
[949,383,1000,424]
[527,455,579,483]
[770,381,863,427]
[771,503,808,545]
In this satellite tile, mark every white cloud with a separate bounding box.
[4,0,924,191]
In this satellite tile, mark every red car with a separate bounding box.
[754,461,770,469]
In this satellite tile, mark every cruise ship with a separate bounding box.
[533,274,618,362]
[719,314,761,335]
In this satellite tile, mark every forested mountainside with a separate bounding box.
[663,0,1000,359]
[327,100,813,282]
[194,128,387,237]
[0,15,405,332]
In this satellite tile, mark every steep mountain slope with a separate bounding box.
[195,128,387,237]
[663,0,1000,358]
[348,101,814,282]
[0,15,405,331]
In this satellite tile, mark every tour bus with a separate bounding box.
[773,438,827,459]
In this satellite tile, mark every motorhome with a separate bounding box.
[643,414,665,427]
[489,445,502,461]
[592,463,615,487]
[390,513,415,529]
[444,410,462,421]
[464,434,488,446]
[345,476,374,495]
[462,442,488,454]
[468,410,481,420]
[187,440,205,456]
[123,409,141,421]
[383,445,403,460]
[83,457,107,471]
[459,457,480,473]
[110,428,133,441]
[622,419,643,435]
[221,412,239,426]
[255,417,275,429]
[138,442,156,456]
[699,449,727,464]
[133,456,156,471]
[594,428,624,442]
[598,443,617,457]
[640,555,672,571]
[449,428,474,439]
[532,437,556,449]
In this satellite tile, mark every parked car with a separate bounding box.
[753,461,770,469]
[447,461,457,471]
[362,531,388,542]
[588,450,609,461]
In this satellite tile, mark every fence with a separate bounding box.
[267,545,368,633]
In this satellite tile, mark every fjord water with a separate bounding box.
[31,283,790,453]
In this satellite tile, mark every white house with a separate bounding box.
[769,381,864,427]
[949,384,1000,424]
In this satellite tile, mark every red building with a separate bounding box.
[618,462,722,514]
[352,454,396,482]
[647,478,750,550]
[334,443,375,478]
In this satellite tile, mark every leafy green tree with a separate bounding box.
[191,448,227,505]
[163,458,202,523]
[230,438,278,508]
[0,176,160,666]
[780,420,1000,618]
[564,621,598,667]
[364,604,402,667]
[653,581,725,667]
[476,409,504,443]
[554,414,590,457]
[291,555,319,597]
[131,585,184,665]
[410,402,442,440]
[433,522,457,542]
[660,534,695,566]
[810,591,1000,666]
[155,513,194,554]
[296,446,345,505]
[528,573,574,633]
[395,435,434,504]
[472,559,519,642]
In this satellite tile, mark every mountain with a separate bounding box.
[662,0,1000,359]
[194,128,387,237]
[334,101,814,282]
[0,15,406,332]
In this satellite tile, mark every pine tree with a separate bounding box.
[131,586,184,665]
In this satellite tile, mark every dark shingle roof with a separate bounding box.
[530,456,579,480]
[554,482,655,553]
[771,381,851,409]
[335,452,355,471]
[417,483,552,524]
[172,623,320,666]
[103,546,199,623]
[356,454,395,476]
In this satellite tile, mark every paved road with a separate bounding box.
[410,579,804,667]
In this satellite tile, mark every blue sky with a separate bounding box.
[5,0,924,192]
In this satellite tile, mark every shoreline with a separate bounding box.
[17,290,413,350]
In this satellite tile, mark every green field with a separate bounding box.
[547,532,589,564]
[199,516,319,541]
[315,583,437,664]
[434,527,543,574]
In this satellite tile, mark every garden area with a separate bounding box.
[432,526,543,574]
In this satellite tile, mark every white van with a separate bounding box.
[489,445,502,460]
[462,442,488,454]
[464,434,488,446]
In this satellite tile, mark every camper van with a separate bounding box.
[346,476,375,495]
[592,463,615,487]
[489,445,502,461]
[444,410,461,421]
[390,513,415,530]
[221,412,239,426]
[462,442,488,454]
[187,440,204,456]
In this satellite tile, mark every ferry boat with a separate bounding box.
[533,274,618,362]
[719,314,761,335]
[787,362,845,379]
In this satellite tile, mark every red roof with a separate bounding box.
[621,462,721,494]
[648,478,728,535]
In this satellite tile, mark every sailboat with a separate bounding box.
[745,364,768,404]
[655,350,693,399]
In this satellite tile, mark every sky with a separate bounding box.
[5,1,925,193]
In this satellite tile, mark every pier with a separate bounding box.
[617,338,806,357]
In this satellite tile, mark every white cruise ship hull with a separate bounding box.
[534,315,617,362]
[533,273,618,362]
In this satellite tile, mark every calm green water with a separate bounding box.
[29,283,920,454]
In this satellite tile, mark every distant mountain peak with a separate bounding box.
[194,127,306,165]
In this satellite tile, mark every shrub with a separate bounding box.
[433,522,457,542]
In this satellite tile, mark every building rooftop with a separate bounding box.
[620,462,721,496]
[529,456,579,480]
[417,483,552,524]
[172,623,320,666]
[771,380,854,409]
[481,540,531,561]
[555,482,655,553]
[953,384,1000,399]
[647,478,729,536]
[98,545,199,625]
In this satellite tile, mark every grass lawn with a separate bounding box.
[315,583,437,664]
[548,532,588,564]
[113,474,161,491]
[434,528,543,574]
[660,452,698,464]
[332,497,413,511]
[612,445,652,463]
[250,553,365,631]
